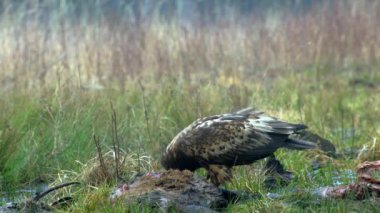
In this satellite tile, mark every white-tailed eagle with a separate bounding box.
[161,108,319,186]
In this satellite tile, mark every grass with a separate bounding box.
[1,69,379,212]
[1,0,380,212]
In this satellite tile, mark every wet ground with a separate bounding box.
[0,183,49,204]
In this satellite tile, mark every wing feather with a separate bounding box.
[167,109,310,169]
[176,110,308,167]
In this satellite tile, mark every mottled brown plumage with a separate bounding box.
[161,108,318,186]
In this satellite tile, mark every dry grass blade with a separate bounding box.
[93,135,110,180]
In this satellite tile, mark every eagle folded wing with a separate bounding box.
[179,116,290,166]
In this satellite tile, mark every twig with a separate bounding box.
[110,102,120,183]
[93,135,109,178]
[32,182,80,202]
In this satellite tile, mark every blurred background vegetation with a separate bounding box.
[0,0,379,89]
[0,0,379,211]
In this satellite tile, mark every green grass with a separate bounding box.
[1,1,380,211]
[1,67,379,212]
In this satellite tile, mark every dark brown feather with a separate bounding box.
[161,108,318,185]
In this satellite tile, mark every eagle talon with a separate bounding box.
[264,155,293,188]
[207,165,232,186]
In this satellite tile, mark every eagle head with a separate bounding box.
[160,150,172,170]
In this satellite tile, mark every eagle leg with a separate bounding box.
[207,165,232,186]
[264,155,293,188]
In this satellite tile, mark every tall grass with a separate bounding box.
[0,0,379,211]
[0,0,379,90]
